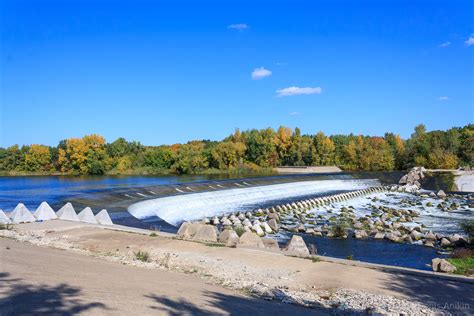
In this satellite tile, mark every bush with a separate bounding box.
[331,220,350,238]
[134,250,150,262]
[451,248,473,260]
[0,223,12,230]
[149,232,158,237]
[234,226,246,237]
[460,221,474,242]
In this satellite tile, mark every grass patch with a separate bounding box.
[205,242,225,247]
[346,255,354,260]
[447,256,474,276]
[311,256,320,263]
[134,250,150,262]
[0,223,13,230]
[149,232,158,237]
[234,226,246,237]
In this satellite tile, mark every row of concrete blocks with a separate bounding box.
[0,202,113,226]
[269,186,390,213]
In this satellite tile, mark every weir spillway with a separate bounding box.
[127,179,380,225]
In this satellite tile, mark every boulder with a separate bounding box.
[374,232,385,239]
[432,258,457,273]
[425,231,436,241]
[440,238,451,247]
[192,224,218,242]
[177,222,198,239]
[261,237,280,250]
[261,222,273,234]
[437,190,447,198]
[284,235,310,258]
[267,218,279,232]
[354,230,368,239]
[251,224,265,237]
[237,232,265,248]
[410,230,423,241]
[218,229,239,246]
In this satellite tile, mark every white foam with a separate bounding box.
[128,179,378,225]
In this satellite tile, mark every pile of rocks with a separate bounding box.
[397,166,427,192]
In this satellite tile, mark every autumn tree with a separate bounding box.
[25,144,51,172]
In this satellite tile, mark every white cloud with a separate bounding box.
[276,86,322,97]
[275,62,287,66]
[438,96,450,101]
[251,67,272,80]
[289,112,300,116]
[228,23,249,31]
[439,41,451,48]
[465,36,474,46]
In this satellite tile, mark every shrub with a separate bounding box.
[331,220,350,238]
[0,223,12,230]
[149,232,158,237]
[234,226,246,237]
[134,250,150,262]
[460,221,474,242]
[451,248,473,260]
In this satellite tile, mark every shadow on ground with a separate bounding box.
[0,272,108,315]
[146,290,351,315]
[384,269,473,315]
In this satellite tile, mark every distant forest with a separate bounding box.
[0,124,472,175]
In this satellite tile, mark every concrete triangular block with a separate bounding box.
[0,210,12,224]
[34,202,58,221]
[95,209,113,225]
[56,203,79,221]
[78,207,98,224]
[10,203,36,224]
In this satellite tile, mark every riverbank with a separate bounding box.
[1,221,473,315]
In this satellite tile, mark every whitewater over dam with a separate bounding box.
[127,179,379,225]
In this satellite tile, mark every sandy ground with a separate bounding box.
[1,221,473,315]
[0,238,314,315]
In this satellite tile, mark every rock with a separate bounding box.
[261,222,273,234]
[192,224,218,242]
[432,258,456,273]
[425,231,436,241]
[437,190,447,198]
[410,230,423,241]
[267,218,279,232]
[440,238,451,247]
[178,222,199,239]
[218,229,239,246]
[237,232,265,248]
[221,218,232,226]
[449,234,463,243]
[385,233,400,243]
[423,240,435,247]
[267,212,280,222]
[354,230,368,239]
[374,232,385,239]
[296,223,306,232]
[251,224,265,237]
[284,235,310,258]
[261,237,280,250]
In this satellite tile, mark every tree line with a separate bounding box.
[0,124,472,175]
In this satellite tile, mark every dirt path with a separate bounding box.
[0,238,316,315]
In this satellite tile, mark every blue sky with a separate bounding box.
[1,0,473,147]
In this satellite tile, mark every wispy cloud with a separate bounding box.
[439,41,451,48]
[289,112,300,116]
[275,62,287,66]
[228,23,249,31]
[251,67,272,80]
[465,36,474,46]
[276,86,322,97]
[438,96,450,101]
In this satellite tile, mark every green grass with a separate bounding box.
[234,226,246,237]
[205,242,225,247]
[447,257,474,276]
[149,232,158,237]
[134,250,150,262]
[0,223,13,230]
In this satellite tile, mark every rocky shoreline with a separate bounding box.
[176,167,473,273]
